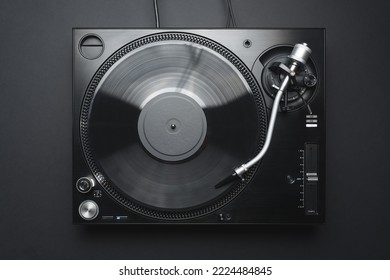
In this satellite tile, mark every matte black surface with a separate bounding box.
[1,0,390,259]
[73,29,324,224]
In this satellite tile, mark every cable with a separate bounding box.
[226,0,232,27]
[226,0,237,28]
[154,0,234,29]
[153,0,160,28]
[230,0,237,27]
[226,2,231,27]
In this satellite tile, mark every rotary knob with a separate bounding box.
[76,177,95,193]
[78,200,99,220]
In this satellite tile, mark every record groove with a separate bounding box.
[80,32,267,220]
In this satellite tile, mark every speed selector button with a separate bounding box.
[76,177,95,193]
[79,200,99,220]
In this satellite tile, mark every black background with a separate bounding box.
[1,0,389,259]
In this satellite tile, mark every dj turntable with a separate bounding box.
[73,29,325,224]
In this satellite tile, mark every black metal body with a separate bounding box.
[73,28,325,224]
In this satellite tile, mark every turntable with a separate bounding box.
[73,29,325,224]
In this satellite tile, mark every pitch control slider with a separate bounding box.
[215,43,312,189]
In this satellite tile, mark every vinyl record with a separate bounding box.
[81,33,267,219]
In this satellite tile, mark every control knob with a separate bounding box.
[76,177,95,193]
[78,200,99,220]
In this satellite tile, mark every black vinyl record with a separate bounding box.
[81,33,267,219]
